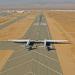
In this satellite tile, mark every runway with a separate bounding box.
[0,13,63,75]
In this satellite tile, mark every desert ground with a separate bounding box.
[0,10,75,75]
[45,11,75,75]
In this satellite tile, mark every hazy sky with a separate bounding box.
[0,0,75,8]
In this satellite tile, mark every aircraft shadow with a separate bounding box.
[47,47,56,51]
[27,47,56,51]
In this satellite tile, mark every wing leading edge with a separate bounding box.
[7,39,69,44]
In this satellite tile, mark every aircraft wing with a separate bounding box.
[46,40,69,44]
[7,39,30,43]
[7,39,69,44]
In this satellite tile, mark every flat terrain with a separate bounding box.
[0,13,21,23]
[0,11,75,75]
[0,13,29,29]
[45,11,75,75]
[0,50,13,71]
[0,12,37,40]
[0,12,62,75]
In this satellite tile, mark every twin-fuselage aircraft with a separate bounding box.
[8,39,69,50]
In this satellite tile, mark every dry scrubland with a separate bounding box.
[0,13,17,24]
[45,11,75,75]
[0,12,28,24]
[0,12,37,40]
[0,50,13,71]
[47,11,75,53]
[47,11,75,32]
[0,17,9,23]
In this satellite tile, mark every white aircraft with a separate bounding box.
[8,39,69,50]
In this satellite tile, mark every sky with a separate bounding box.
[0,0,75,9]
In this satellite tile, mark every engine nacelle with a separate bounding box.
[26,40,34,47]
[44,40,50,47]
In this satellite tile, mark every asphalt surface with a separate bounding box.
[0,13,63,75]
[0,14,28,29]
